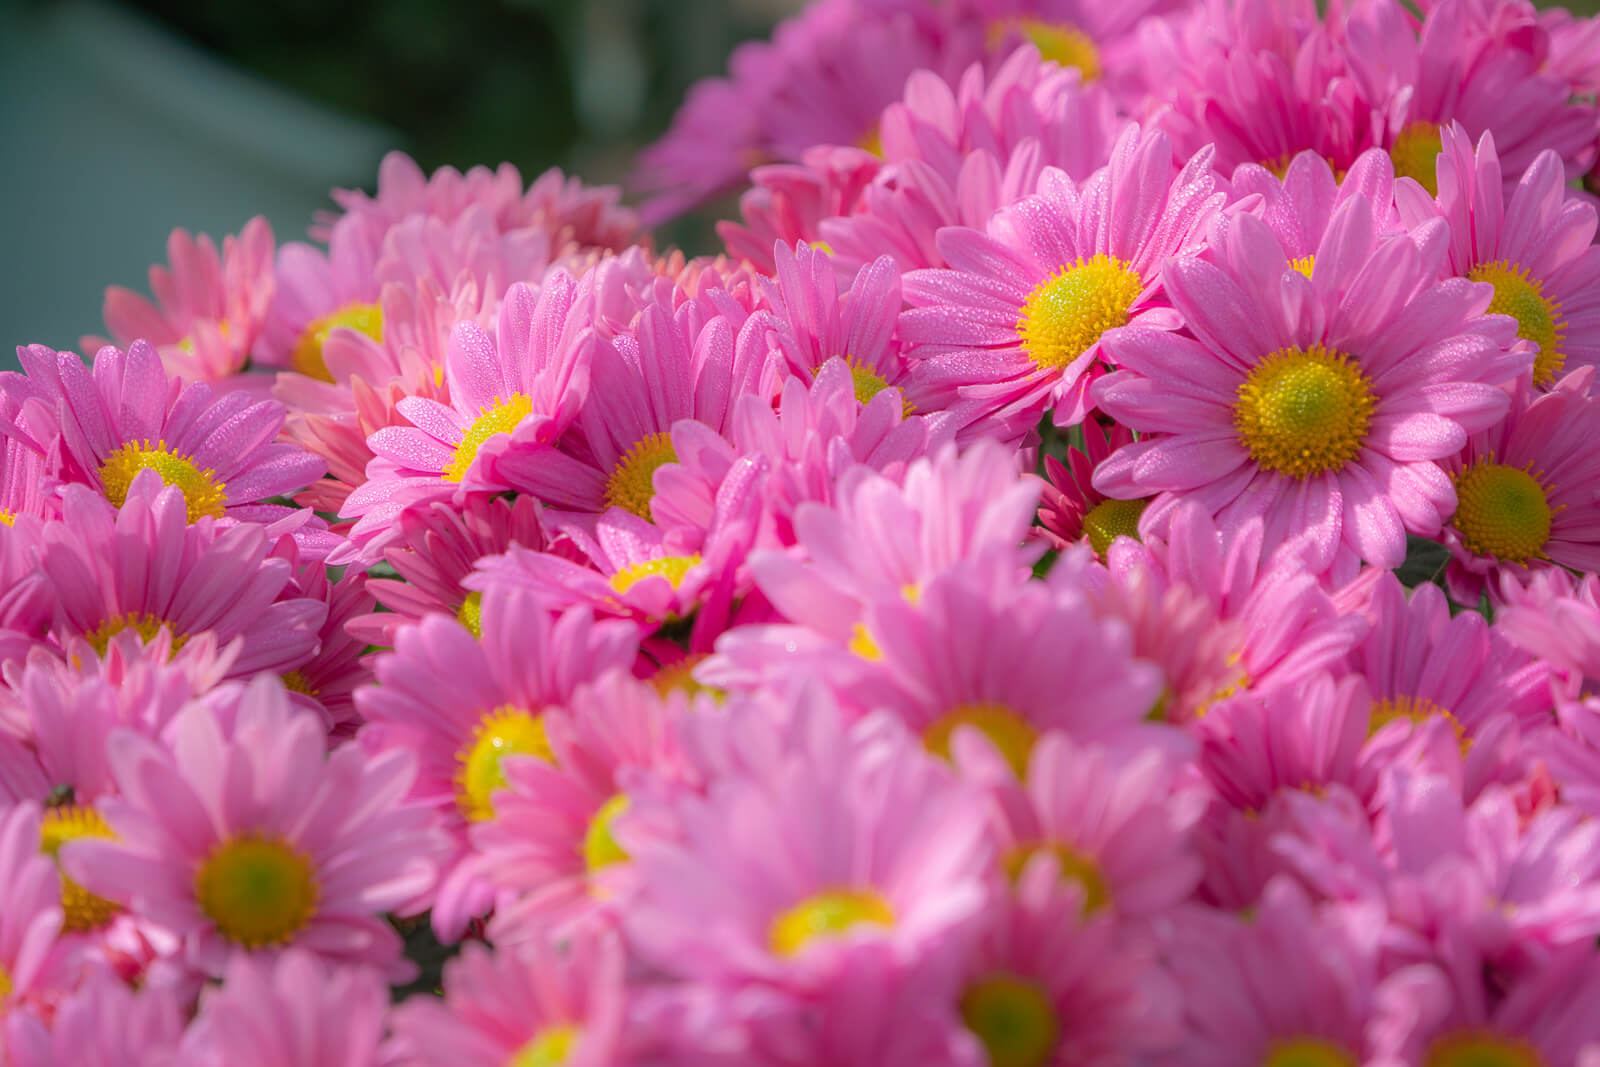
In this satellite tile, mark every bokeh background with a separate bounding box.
[1,0,1594,354]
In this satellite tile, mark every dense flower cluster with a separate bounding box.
[4,0,1600,1063]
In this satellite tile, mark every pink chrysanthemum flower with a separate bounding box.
[355,587,637,938]
[1097,505,1366,722]
[349,494,549,646]
[66,675,444,977]
[90,217,275,385]
[960,0,1192,90]
[1438,369,1600,606]
[8,341,324,525]
[282,567,373,738]
[976,732,1201,920]
[465,670,695,943]
[901,126,1224,437]
[1093,176,1526,571]
[1343,575,1550,745]
[1397,125,1600,388]
[1035,418,1146,556]
[386,928,628,1067]
[1495,569,1600,700]
[1343,0,1600,193]
[40,476,324,677]
[258,214,385,383]
[1159,878,1390,1067]
[624,688,993,995]
[3,967,186,1067]
[718,147,882,275]
[339,276,595,562]
[0,803,63,1012]
[180,950,388,1067]
[953,857,1179,1067]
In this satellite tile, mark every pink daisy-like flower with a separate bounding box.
[1495,568,1600,700]
[7,341,324,525]
[386,927,627,1067]
[180,950,388,1067]
[1397,125,1600,388]
[282,567,373,738]
[901,125,1224,438]
[40,476,324,677]
[624,686,993,995]
[952,856,1179,1067]
[464,669,695,943]
[961,0,1193,90]
[90,217,275,385]
[1159,878,1391,1067]
[1440,377,1600,605]
[349,493,549,646]
[4,967,186,1067]
[1035,418,1146,556]
[66,675,444,977]
[354,586,637,938]
[977,731,1201,921]
[718,147,882,275]
[0,803,63,1012]
[1343,574,1551,743]
[258,214,384,383]
[339,276,596,562]
[1092,175,1525,571]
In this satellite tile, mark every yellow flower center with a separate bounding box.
[457,591,483,638]
[39,805,120,933]
[1467,261,1567,386]
[604,432,677,522]
[582,795,630,873]
[195,834,318,948]
[1390,121,1444,196]
[1234,344,1375,479]
[960,973,1060,1067]
[0,966,9,1001]
[769,888,894,957]
[291,302,382,383]
[0,510,14,527]
[1082,497,1147,556]
[456,707,553,822]
[1001,842,1110,914]
[509,1024,581,1067]
[649,654,720,699]
[1001,18,1101,81]
[1369,695,1468,752]
[1423,1031,1543,1067]
[1290,255,1316,279]
[858,127,884,158]
[1264,1037,1359,1067]
[281,670,318,697]
[1017,254,1142,372]
[817,357,912,413]
[924,702,1038,778]
[848,622,882,661]
[83,612,187,658]
[1452,460,1555,564]
[444,394,534,483]
[610,554,702,594]
[100,440,228,522]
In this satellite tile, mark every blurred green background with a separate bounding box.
[0,0,1593,353]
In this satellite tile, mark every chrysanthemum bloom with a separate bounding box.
[348,494,549,646]
[40,476,324,676]
[1448,373,1600,596]
[490,297,762,523]
[901,126,1224,437]
[624,687,993,995]
[1495,569,1600,700]
[1342,0,1600,194]
[465,670,695,942]
[952,857,1179,1067]
[258,214,384,383]
[90,217,275,385]
[386,927,627,1067]
[8,341,324,525]
[975,732,1200,921]
[281,568,373,738]
[1096,505,1366,722]
[1093,183,1525,572]
[339,275,596,562]
[652,358,935,553]
[1344,574,1550,747]
[717,147,881,275]
[1397,126,1600,388]
[66,675,443,976]
[1035,419,1146,556]
[355,587,637,937]
[3,967,186,1067]
[963,0,1193,90]
[0,803,63,1011]
[815,45,1128,276]
[180,950,388,1067]
[1159,878,1390,1067]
